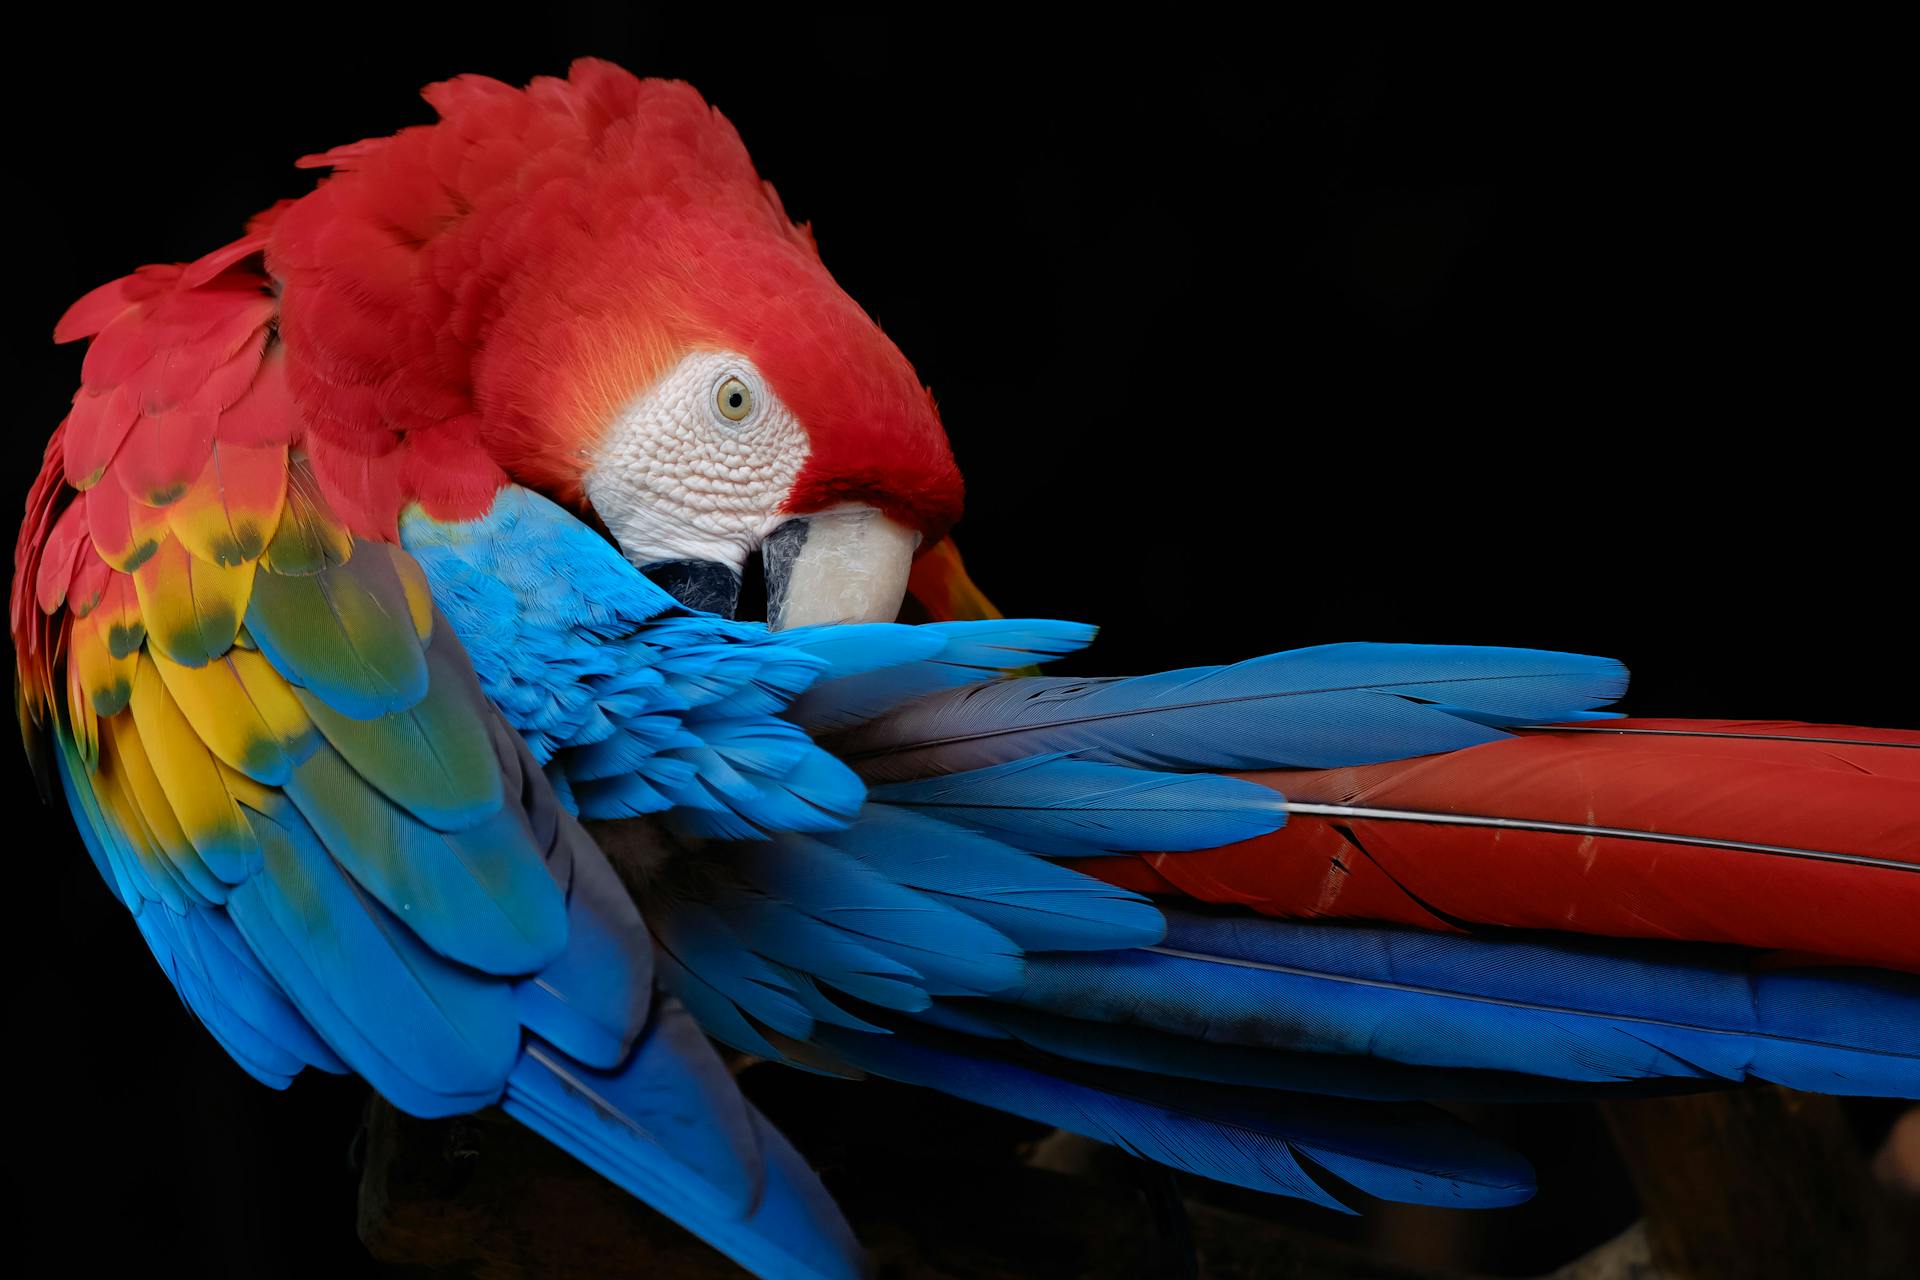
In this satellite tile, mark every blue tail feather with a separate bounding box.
[506,1003,761,1218]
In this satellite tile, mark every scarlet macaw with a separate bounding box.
[13,61,1918,1280]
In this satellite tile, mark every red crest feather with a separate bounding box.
[268,58,962,537]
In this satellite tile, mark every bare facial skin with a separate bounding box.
[581,348,919,627]
[582,350,810,574]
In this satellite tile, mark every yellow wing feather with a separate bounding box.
[132,534,255,667]
[125,653,257,880]
[387,542,436,643]
[103,711,225,903]
[70,608,137,718]
[18,256,571,1111]
[167,441,290,567]
[150,645,316,786]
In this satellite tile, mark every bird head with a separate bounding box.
[266,59,962,627]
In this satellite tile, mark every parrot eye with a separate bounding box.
[715,375,753,423]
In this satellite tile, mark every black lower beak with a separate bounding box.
[758,518,811,630]
[640,559,743,618]
[634,508,915,627]
[641,522,810,621]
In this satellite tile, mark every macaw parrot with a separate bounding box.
[13,60,1918,1280]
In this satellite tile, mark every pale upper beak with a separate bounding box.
[639,504,920,629]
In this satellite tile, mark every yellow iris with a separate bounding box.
[716,376,752,422]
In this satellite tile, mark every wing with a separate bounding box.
[828,661,1920,1099]
[1073,719,1920,971]
[15,247,862,1280]
[678,640,1920,1207]
[398,484,1095,832]
[380,477,1920,1214]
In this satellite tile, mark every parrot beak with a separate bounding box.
[763,505,921,631]
[637,505,918,628]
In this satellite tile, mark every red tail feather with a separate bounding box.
[1078,720,1920,972]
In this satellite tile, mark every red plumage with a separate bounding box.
[33,501,90,614]
[33,60,963,560]
[1081,720,1920,972]
[18,59,969,757]
[266,58,962,539]
[12,426,71,723]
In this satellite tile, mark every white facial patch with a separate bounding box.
[582,350,810,570]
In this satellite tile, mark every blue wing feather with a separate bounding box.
[505,1004,762,1219]
[653,949,788,1059]
[732,834,1025,996]
[1012,910,1920,1097]
[827,643,1629,781]
[713,892,930,1012]
[224,795,520,1116]
[282,742,567,976]
[817,806,1165,952]
[512,811,655,1069]
[771,622,947,682]
[136,905,308,1087]
[814,1020,1535,1211]
[174,903,347,1074]
[649,900,816,1040]
[922,1000,1709,1103]
[786,618,1098,731]
[868,754,1289,857]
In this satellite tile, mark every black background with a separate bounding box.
[7,13,1909,1276]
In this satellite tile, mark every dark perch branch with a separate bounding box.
[1599,1088,1915,1280]
[357,1097,1470,1279]
[357,1085,1917,1277]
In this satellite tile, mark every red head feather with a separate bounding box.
[18,61,970,728]
[262,59,962,538]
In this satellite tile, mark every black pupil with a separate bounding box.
[728,391,743,409]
